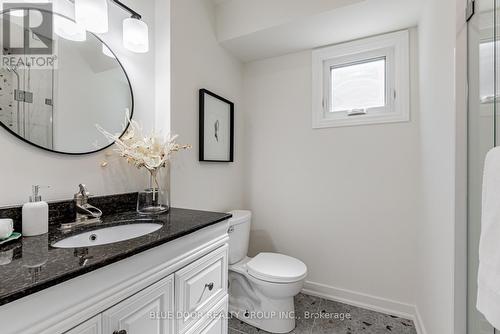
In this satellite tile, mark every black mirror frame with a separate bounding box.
[0,8,134,156]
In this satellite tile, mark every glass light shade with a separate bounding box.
[102,44,116,58]
[54,16,86,42]
[75,0,108,34]
[123,18,149,53]
[6,0,48,15]
[53,0,76,18]
[9,9,25,17]
[3,0,26,17]
[53,0,86,41]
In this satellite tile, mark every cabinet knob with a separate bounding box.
[205,282,214,291]
[113,330,127,334]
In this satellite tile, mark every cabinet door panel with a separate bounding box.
[66,315,102,334]
[103,274,174,334]
[176,245,228,333]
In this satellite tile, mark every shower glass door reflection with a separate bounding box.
[0,15,54,150]
[468,0,499,332]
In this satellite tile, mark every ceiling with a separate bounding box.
[211,0,425,62]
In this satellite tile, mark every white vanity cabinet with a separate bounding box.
[65,244,228,334]
[0,220,230,334]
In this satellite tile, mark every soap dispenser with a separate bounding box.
[22,185,49,236]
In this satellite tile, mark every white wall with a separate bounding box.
[416,0,457,333]
[155,0,171,134]
[0,0,163,206]
[170,0,244,212]
[241,29,421,314]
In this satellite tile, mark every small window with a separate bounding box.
[330,57,386,112]
[312,30,410,128]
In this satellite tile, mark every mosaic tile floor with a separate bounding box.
[228,293,417,334]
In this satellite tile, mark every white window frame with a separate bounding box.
[312,30,410,129]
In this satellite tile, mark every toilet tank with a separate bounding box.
[227,210,252,265]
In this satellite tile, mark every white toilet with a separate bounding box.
[227,210,307,333]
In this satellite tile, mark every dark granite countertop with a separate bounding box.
[0,207,231,306]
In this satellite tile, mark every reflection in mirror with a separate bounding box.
[467,1,498,333]
[0,8,133,154]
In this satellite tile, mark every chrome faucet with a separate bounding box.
[75,184,102,220]
[60,184,103,231]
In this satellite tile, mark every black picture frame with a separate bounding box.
[199,89,234,162]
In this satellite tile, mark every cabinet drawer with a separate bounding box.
[185,296,228,334]
[175,245,228,333]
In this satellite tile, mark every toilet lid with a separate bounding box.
[247,253,307,283]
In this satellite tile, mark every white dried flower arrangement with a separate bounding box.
[96,111,191,191]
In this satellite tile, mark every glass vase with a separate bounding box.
[137,167,170,215]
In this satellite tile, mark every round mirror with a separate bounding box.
[0,8,133,154]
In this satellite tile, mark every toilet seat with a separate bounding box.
[246,252,307,283]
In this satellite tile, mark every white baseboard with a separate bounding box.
[413,306,427,334]
[301,281,426,334]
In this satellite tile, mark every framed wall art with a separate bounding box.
[199,89,234,162]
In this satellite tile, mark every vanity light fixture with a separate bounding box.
[3,0,28,16]
[112,0,149,53]
[53,0,86,42]
[4,0,48,20]
[54,16,86,41]
[6,0,149,53]
[75,0,109,34]
[8,9,25,17]
[122,17,149,53]
[3,0,47,19]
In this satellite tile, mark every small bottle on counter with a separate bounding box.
[22,185,49,236]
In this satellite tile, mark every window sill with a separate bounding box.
[312,111,410,129]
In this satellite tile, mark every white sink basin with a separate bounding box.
[52,223,162,248]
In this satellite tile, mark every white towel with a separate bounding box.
[477,147,500,329]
